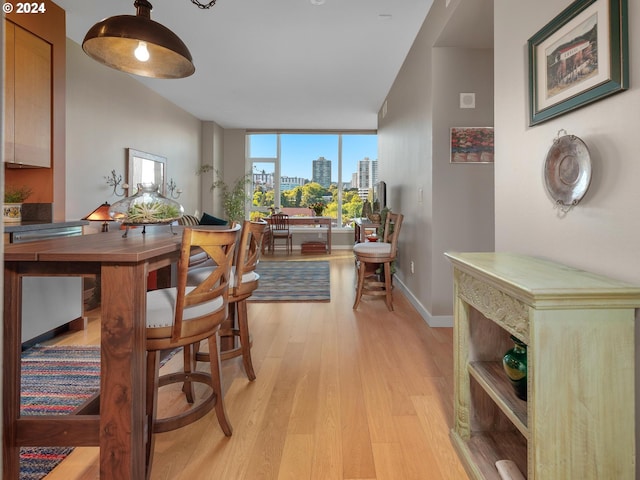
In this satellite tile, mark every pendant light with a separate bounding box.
[82,0,195,79]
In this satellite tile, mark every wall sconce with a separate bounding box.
[105,170,129,197]
[167,178,182,199]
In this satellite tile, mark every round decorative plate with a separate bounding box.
[544,133,592,207]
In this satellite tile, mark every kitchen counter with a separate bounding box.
[4,220,89,233]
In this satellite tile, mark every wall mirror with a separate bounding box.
[126,148,167,195]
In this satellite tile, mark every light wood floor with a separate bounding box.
[42,251,469,480]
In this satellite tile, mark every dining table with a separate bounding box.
[3,226,185,479]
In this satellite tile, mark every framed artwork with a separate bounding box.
[528,0,628,126]
[450,127,494,164]
[126,148,167,195]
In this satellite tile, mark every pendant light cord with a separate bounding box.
[190,0,217,8]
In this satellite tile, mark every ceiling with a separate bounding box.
[56,0,437,130]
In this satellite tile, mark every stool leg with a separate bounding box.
[353,260,366,309]
[237,299,256,381]
[384,261,394,311]
[145,350,160,478]
[208,334,233,436]
[181,344,195,403]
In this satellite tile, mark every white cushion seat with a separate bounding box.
[146,287,225,339]
[187,265,260,288]
[353,242,391,255]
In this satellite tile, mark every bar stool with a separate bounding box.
[187,220,268,380]
[144,225,240,477]
[352,212,403,311]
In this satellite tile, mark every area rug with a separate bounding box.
[20,345,101,480]
[19,345,177,479]
[251,260,330,302]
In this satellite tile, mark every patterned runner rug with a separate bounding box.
[19,344,176,479]
[20,345,101,480]
[251,260,330,302]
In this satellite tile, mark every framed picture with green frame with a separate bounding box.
[528,0,629,126]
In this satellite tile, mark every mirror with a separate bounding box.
[126,148,167,195]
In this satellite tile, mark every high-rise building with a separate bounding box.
[253,171,274,190]
[312,156,332,187]
[280,176,307,191]
[357,157,378,199]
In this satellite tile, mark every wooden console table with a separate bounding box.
[445,252,640,479]
[3,228,183,479]
[266,215,332,253]
[353,217,380,243]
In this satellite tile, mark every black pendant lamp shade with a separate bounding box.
[82,0,195,79]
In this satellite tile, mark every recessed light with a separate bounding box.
[310,0,326,5]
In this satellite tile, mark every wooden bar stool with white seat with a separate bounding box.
[187,220,268,381]
[145,224,240,478]
[352,211,403,311]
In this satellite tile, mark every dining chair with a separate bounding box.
[187,219,268,381]
[269,212,292,254]
[144,224,240,477]
[177,215,215,267]
[352,211,403,311]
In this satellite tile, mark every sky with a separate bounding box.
[248,133,378,181]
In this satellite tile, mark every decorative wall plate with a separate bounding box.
[544,130,592,209]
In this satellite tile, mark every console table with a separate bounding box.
[353,217,380,243]
[445,252,640,480]
[4,228,183,479]
[266,215,332,253]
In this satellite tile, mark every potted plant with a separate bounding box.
[197,165,251,225]
[4,185,33,223]
[309,201,326,216]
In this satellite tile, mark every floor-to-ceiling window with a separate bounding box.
[247,132,377,227]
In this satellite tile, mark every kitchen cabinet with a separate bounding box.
[4,1,65,216]
[4,20,52,167]
[445,252,640,479]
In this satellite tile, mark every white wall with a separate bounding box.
[65,39,204,230]
[378,0,495,324]
[495,0,640,284]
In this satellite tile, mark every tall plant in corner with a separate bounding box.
[197,165,251,225]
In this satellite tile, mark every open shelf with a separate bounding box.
[451,430,527,480]
[468,361,528,438]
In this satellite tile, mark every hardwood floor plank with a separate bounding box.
[277,433,314,480]
[338,305,377,479]
[411,393,470,480]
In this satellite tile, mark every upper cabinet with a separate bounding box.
[4,1,65,171]
[4,21,52,167]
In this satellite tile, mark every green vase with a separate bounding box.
[502,335,527,401]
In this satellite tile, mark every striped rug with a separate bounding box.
[19,345,178,479]
[20,345,101,480]
[251,260,330,302]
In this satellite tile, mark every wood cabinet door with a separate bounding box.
[10,23,51,167]
[4,21,15,163]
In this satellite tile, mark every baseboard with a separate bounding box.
[394,276,453,328]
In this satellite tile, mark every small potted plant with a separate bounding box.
[197,165,251,225]
[4,185,33,223]
[309,201,326,216]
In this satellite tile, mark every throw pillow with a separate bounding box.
[200,212,228,225]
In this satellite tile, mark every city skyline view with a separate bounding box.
[249,133,378,183]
